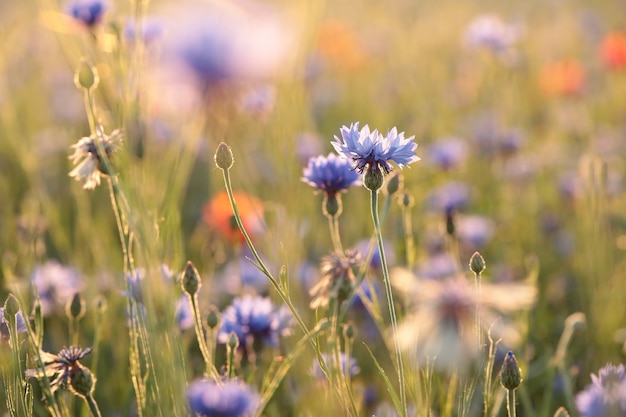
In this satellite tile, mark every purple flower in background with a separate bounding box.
[295,132,324,164]
[310,353,360,379]
[67,0,108,27]
[463,14,523,61]
[175,295,194,331]
[576,363,626,417]
[124,17,164,47]
[353,239,395,270]
[187,379,259,417]
[456,215,496,248]
[238,84,276,119]
[218,295,292,349]
[332,123,419,174]
[302,153,361,196]
[1,308,27,342]
[31,261,85,316]
[427,137,468,170]
[426,182,471,213]
[165,4,293,90]
[218,251,271,296]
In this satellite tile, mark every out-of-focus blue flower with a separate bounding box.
[218,295,292,349]
[310,353,360,379]
[67,0,109,27]
[456,215,495,248]
[1,308,27,342]
[175,295,194,331]
[302,153,361,196]
[187,379,259,417]
[463,14,523,62]
[124,269,145,303]
[469,114,525,158]
[218,252,271,296]
[426,182,471,213]
[416,253,457,280]
[353,239,395,270]
[124,17,164,47]
[296,132,324,165]
[427,137,468,170]
[164,4,293,90]
[31,261,85,316]
[238,85,276,120]
[576,363,626,417]
[332,123,419,174]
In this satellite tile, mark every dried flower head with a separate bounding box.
[309,250,361,309]
[26,346,93,394]
[69,128,123,189]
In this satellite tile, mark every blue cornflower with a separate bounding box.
[427,137,468,170]
[175,295,194,331]
[187,379,259,417]
[576,363,626,417]
[302,153,361,197]
[1,308,27,343]
[426,181,471,213]
[332,122,419,175]
[31,261,85,316]
[217,295,293,349]
[67,0,108,27]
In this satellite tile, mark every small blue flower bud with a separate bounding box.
[500,351,522,390]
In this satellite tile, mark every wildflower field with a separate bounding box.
[2,0,626,416]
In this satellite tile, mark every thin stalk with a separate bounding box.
[85,394,103,417]
[370,189,407,417]
[188,295,220,380]
[401,204,415,269]
[474,270,482,350]
[505,389,516,417]
[327,215,344,254]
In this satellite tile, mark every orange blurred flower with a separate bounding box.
[600,32,626,70]
[203,190,265,242]
[316,20,364,70]
[539,59,585,97]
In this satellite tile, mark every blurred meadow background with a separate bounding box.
[2,0,626,416]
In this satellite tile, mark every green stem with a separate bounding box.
[85,394,103,417]
[474,271,482,350]
[327,215,344,254]
[506,389,516,417]
[370,189,407,417]
[401,205,415,269]
[189,295,220,380]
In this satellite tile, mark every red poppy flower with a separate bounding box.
[600,32,626,70]
[203,191,264,242]
[539,59,585,97]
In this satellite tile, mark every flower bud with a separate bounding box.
[500,351,522,390]
[227,332,239,350]
[323,194,341,218]
[553,407,570,417]
[181,261,201,296]
[401,192,414,208]
[3,294,20,317]
[385,172,401,195]
[74,60,100,91]
[343,322,355,340]
[469,252,486,275]
[206,307,220,329]
[66,293,86,321]
[214,142,234,170]
[70,364,96,398]
[363,167,384,191]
